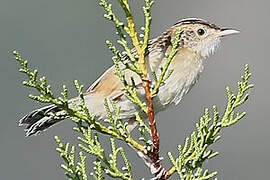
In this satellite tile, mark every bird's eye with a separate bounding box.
[197,28,205,36]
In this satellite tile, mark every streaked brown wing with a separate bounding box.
[85,66,141,99]
[86,66,123,98]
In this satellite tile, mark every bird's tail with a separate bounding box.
[20,98,139,136]
[19,104,64,137]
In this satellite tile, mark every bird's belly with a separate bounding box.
[114,69,202,120]
[154,75,197,112]
[155,59,203,108]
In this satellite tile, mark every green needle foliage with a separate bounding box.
[55,136,89,180]
[167,65,253,180]
[13,0,253,179]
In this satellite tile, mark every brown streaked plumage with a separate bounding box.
[19,18,239,136]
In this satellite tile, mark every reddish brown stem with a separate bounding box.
[142,79,161,168]
[142,80,174,180]
[126,10,167,177]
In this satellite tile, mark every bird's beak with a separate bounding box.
[218,28,240,37]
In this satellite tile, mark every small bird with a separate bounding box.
[19,18,239,136]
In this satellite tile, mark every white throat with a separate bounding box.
[199,38,221,58]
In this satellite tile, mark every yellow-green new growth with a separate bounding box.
[166,65,253,179]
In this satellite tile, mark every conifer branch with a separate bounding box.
[13,0,254,179]
[162,65,253,179]
[55,136,89,180]
[13,51,146,155]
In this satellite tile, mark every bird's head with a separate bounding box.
[170,18,239,58]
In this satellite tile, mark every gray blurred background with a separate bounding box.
[0,0,269,179]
